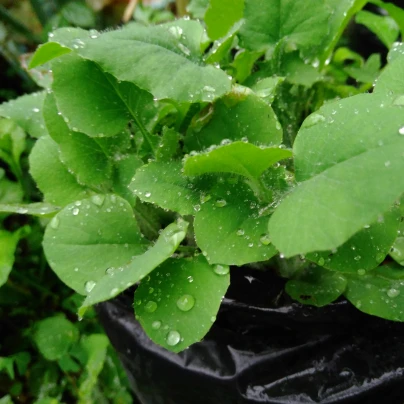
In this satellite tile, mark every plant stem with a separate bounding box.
[176,0,189,17]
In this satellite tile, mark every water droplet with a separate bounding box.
[259,234,271,245]
[236,229,245,236]
[152,321,161,330]
[385,161,391,167]
[193,204,201,212]
[354,255,361,261]
[214,264,230,275]
[74,267,79,272]
[178,43,191,56]
[376,253,385,262]
[215,199,227,208]
[210,316,216,322]
[110,287,119,296]
[91,194,105,206]
[145,192,151,198]
[399,126,404,135]
[72,208,79,216]
[387,288,400,298]
[106,267,115,276]
[176,294,195,311]
[248,243,254,248]
[50,216,60,229]
[85,280,96,293]
[187,276,194,283]
[166,330,181,346]
[200,194,211,204]
[32,107,40,113]
[357,269,366,276]
[304,113,326,128]
[144,301,158,313]
[318,257,325,266]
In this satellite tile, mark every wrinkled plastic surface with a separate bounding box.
[97,266,404,404]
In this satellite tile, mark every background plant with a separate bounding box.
[1,3,404,403]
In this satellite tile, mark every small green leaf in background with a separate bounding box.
[0,169,23,207]
[286,266,347,307]
[0,92,48,138]
[0,118,25,175]
[33,316,79,361]
[371,0,404,39]
[156,127,180,162]
[344,53,381,84]
[130,161,200,215]
[29,42,71,69]
[61,1,96,28]
[183,141,292,180]
[43,93,112,188]
[134,255,230,353]
[356,10,399,49]
[79,220,188,314]
[78,334,109,404]
[29,136,90,206]
[194,180,277,265]
[345,265,404,321]
[185,88,282,152]
[187,0,209,18]
[205,0,244,41]
[43,194,148,294]
[307,208,401,273]
[250,77,285,104]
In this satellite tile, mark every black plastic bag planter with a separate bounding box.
[97,266,404,404]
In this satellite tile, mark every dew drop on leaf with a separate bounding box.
[236,229,245,236]
[357,269,366,276]
[91,194,105,206]
[50,216,60,229]
[259,234,271,245]
[72,208,79,216]
[213,264,230,276]
[152,321,162,330]
[399,126,404,135]
[85,280,96,293]
[144,192,151,198]
[166,330,181,346]
[304,113,326,128]
[176,294,195,312]
[318,257,325,266]
[144,301,158,313]
[215,199,227,208]
[387,288,400,298]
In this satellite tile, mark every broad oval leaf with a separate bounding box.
[185,88,282,152]
[79,220,188,313]
[286,267,347,307]
[194,180,277,265]
[134,255,230,353]
[43,194,148,294]
[344,265,404,321]
[183,141,292,180]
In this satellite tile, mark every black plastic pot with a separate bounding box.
[97,266,404,404]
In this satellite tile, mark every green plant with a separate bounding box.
[1,0,404,358]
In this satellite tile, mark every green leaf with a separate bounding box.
[250,77,285,104]
[0,92,48,138]
[134,255,229,353]
[231,49,264,83]
[113,155,143,206]
[240,0,365,62]
[43,194,148,294]
[0,203,60,216]
[307,208,401,273]
[269,93,404,257]
[43,93,112,188]
[46,21,231,103]
[61,1,96,28]
[33,316,79,361]
[286,266,347,307]
[0,169,23,206]
[0,119,25,170]
[0,395,13,404]
[184,141,292,180]
[194,180,277,265]
[0,357,15,379]
[371,0,404,39]
[356,10,399,49]
[390,219,404,266]
[78,334,109,403]
[130,161,200,215]
[185,87,282,152]
[345,265,404,321]
[79,220,188,314]
[155,127,180,162]
[187,0,209,18]
[344,53,381,84]
[29,136,90,206]
[205,0,244,41]
[29,42,71,69]
[374,53,404,96]
[0,228,27,287]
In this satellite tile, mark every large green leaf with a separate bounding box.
[33,316,79,361]
[286,266,347,307]
[0,92,47,138]
[205,0,244,41]
[130,161,200,215]
[269,93,404,257]
[29,136,90,206]
[183,141,292,180]
[43,194,148,294]
[194,180,277,265]
[37,21,231,103]
[344,265,404,321]
[185,88,282,152]
[134,256,230,353]
[374,53,404,96]
[240,0,365,62]
[43,93,112,188]
[79,220,188,313]
[307,208,401,272]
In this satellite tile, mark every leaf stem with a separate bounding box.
[176,0,189,16]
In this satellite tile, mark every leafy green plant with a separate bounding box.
[1,0,404,358]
